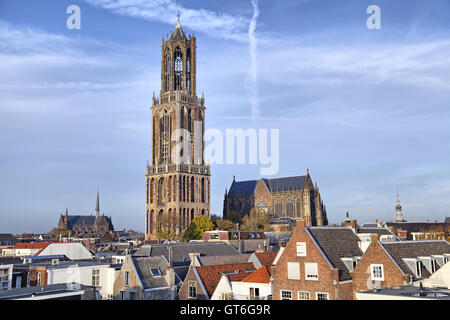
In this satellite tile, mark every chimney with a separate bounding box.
[165,266,175,287]
[371,234,380,243]
[296,219,305,229]
[189,253,200,266]
[376,219,381,227]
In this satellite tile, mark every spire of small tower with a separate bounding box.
[393,192,405,222]
[95,188,100,217]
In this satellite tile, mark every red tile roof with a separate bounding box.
[242,265,271,284]
[255,251,278,266]
[13,242,51,250]
[196,263,255,296]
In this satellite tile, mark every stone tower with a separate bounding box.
[393,193,405,222]
[145,16,210,240]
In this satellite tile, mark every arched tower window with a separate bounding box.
[190,176,194,202]
[158,177,164,203]
[174,47,183,91]
[187,108,192,133]
[164,50,170,92]
[160,109,170,163]
[186,48,191,94]
[201,178,205,203]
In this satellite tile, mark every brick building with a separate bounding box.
[351,237,450,298]
[272,220,362,300]
[223,171,327,226]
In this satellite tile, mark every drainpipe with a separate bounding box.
[333,279,338,300]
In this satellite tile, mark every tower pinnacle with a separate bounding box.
[95,188,100,217]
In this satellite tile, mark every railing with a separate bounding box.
[147,163,210,175]
[223,294,272,301]
[153,91,202,107]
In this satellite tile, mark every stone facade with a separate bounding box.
[145,19,210,240]
[223,172,327,226]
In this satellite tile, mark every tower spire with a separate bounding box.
[95,188,100,217]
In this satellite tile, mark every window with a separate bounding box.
[415,261,422,278]
[37,272,41,286]
[281,290,292,300]
[210,233,218,240]
[370,264,384,281]
[92,269,100,286]
[125,271,130,286]
[287,262,300,280]
[298,291,310,300]
[249,287,260,299]
[296,242,306,256]
[129,292,135,300]
[188,281,197,299]
[151,268,162,276]
[119,291,124,300]
[316,292,329,300]
[26,273,30,287]
[431,259,437,273]
[305,262,318,280]
[0,269,9,289]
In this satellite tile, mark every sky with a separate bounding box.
[0,0,450,234]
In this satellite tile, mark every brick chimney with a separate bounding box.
[371,234,380,243]
[165,266,175,287]
[296,219,305,228]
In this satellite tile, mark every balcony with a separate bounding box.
[147,163,210,176]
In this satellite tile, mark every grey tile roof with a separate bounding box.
[65,215,112,227]
[198,254,251,266]
[134,242,239,268]
[0,257,22,265]
[357,227,395,236]
[381,240,450,278]
[0,283,89,299]
[307,227,363,281]
[386,222,450,240]
[132,256,170,289]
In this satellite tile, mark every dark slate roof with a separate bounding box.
[357,227,395,236]
[0,233,17,245]
[65,215,112,227]
[132,256,170,289]
[134,242,239,268]
[265,176,307,192]
[170,23,186,41]
[307,227,363,281]
[198,254,251,267]
[0,257,22,265]
[386,222,450,240]
[445,217,450,223]
[228,180,259,196]
[381,240,450,278]
[0,283,89,299]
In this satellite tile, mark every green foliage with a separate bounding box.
[216,219,237,231]
[240,208,271,232]
[225,210,241,224]
[47,228,71,238]
[183,215,215,241]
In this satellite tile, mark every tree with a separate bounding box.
[210,214,220,225]
[240,208,271,232]
[156,214,178,241]
[183,215,214,241]
[47,228,71,238]
[225,210,241,224]
[216,220,236,231]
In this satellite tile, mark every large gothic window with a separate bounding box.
[165,51,170,92]
[186,48,191,94]
[160,110,170,163]
[174,47,183,91]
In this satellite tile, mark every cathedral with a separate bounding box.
[145,17,210,240]
[58,190,114,236]
[223,170,328,226]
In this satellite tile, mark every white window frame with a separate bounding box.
[297,291,310,300]
[92,269,100,286]
[296,242,306,257]
[280,290,292,300]
[125,271,130,286]
[188,281,197,299]
[316,292,329,300]
[370,264,384,281]
[304,262,319,281]
[287,262,300,280]
[37,272,41,286]
[415,260,422,278]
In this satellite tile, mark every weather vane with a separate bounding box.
[177,10,181,23]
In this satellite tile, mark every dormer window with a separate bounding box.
[416,261,422,278]
[370,264,384,281]
[151,268,162,276]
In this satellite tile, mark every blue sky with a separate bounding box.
[1,0,450,234]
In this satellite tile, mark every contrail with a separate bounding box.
[248,0,260,121]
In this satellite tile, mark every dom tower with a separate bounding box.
[145,17,210,240]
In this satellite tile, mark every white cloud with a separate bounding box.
[84,0,250,41]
